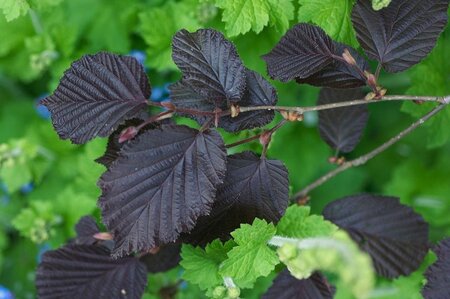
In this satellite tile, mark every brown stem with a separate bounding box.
[292,102,449,201]
[239,95,446,115]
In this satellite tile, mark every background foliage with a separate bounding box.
[0,0,449,298]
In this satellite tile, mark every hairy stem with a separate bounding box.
[292,101,449,201]
[225,119,287,149]
[239,95,447,115]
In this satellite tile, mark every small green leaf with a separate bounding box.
[371,0,392,10]
[181,240,235,290]
[215,0,294,37]
[219,219,279,288]
[298,0,358,47]
[277,205,338,238]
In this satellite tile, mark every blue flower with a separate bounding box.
[35,94,51,119]
[20,182,34,195]
[150,86,165,102]
[0,285,14,299]
[129,50,146,66]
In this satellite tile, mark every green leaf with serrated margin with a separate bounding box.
[298,0,358,47]
[277,206,338,239]
[220,219,279,288]
[181,240,236,290]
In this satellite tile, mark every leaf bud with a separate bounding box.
[118,126,138,143]
[342,49,357,66]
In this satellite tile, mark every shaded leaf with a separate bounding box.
[98,125,227,258]
[262,23,336,82]
[351,0,449,73]
[170,69,277,132]
[183,151,289,245]
[139,243,181,273]
[296,42,369,88]
[318,88,368,153]
[36,245,147,299]
[262,270,335,299]
[323,194,429,278]
[73,216,99,246]
[42,52,151,144]
[172,28,246,102]
[422,238,450,299]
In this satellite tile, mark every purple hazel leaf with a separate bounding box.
[296,42,369,89]
[172,29,246,102]
[42,52,151,144]
[183,151,289,246]
[323,194,429,278]
[351,0,449,73]
[262,23,336,82]
[139,243,181,273]
[98,125,227,258]
[317,88,368,153]
[422,238,450,299]
[36,245,147,299]
[262,270,335,299]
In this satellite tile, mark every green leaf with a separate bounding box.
[219,219,279,288]
[215,0,294,37]
[371,0,392,10]
[0,0,30,22]
[298,0,358,47]
[139,1,201,71]
[181,240,235,290]
[277,205,338,238]
[401,36,450,147]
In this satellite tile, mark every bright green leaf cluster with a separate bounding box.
[215,0,294,36]
[277,231,375,299]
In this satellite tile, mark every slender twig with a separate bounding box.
[225,119,287,149]
[239,95,446,115]
[136,110,174,131]
[292,101,449,201]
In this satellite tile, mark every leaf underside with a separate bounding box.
[317,88,368,153]
[139,243,181,273]
[36,245,147,299]
[42,52,151,144]
[352,0,449,73]
[98,125,227,258]
[172,28,246,102]
[183,151,289,245]
[262,270,335,299]
[170,68,277,132]
[323,194,429,278]
[262,23,336,82]
[296,42,369,88]
[422,238,450,299]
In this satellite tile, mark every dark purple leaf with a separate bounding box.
[139,243,181,273]
[36,245,147,299]
[73,216,100,246]
[170,69,277,132]
[323,194,429,278]
[422,238,450,299]
[318,88,368,153]
[262,23,336,82]
[219,69,277,132]
[172,29,246,102]
[183,151,289,245]
[42,52,151,144]
[352,0,449,73]
[98,125,227,258]
[296,42,369,88]
[262,270,335,299]
[95,118,155,168]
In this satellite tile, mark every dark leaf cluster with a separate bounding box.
[37,0,449,297]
